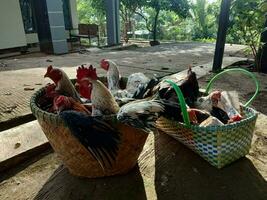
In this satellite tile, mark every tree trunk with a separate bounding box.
[132,20,136,39]
[150,9,160,46]
[153,9,160,41]
[124,21,129,43]
[258,16,267,73]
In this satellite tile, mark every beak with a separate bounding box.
[117,114,125,122]
[75,82,80,87]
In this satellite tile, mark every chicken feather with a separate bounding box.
[60,111,121,168]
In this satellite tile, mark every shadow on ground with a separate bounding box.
[154,132,267,200]
[33,131,267,200]
[34,165,147,200]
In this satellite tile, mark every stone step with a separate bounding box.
[0,120,50,172]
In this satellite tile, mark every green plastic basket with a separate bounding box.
[156,68,259,168]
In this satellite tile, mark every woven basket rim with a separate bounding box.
[30,85,117,125]
[159,106,258,132]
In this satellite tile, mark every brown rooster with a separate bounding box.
[75,65,92,100]
[44,65,81,102]
[38,83,59,111]
[77,65,120,116]
[53,95,91,115]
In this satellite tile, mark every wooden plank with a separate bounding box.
[0,120,50,171]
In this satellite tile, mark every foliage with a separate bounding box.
[76,0,266,62]
[190,0,220,40]
[228,0,266,70]
[135,0,190,42]
[77,0,106,37]
[120,0,146,42]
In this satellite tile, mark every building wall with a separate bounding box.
[26,33,39,44]
[0,0,79,51]
[0,0,27,50]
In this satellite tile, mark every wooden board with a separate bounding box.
[0,120,49,171]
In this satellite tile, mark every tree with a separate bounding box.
[228,0,265,71]
[259,0,267,72]
[77,0,106,37]
[135,0,189,45]
[190,0,220,40]
[120,0,146,43]
[85,0,146,43]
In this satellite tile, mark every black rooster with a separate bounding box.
[158,68,199,107]
[60,111,121,168]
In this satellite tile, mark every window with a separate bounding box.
[62,0,73,30]
[19,0,36,33]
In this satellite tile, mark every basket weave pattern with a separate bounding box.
[31,88,148,178]
[156,106,257,168]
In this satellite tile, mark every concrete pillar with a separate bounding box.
[69,0,79,34]
[46,0,68,54]
[105,0,120,46]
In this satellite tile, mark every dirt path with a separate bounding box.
[0,42,247,72]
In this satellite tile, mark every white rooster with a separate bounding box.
[100,59,151,99]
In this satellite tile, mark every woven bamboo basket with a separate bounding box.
[156,68,259,168]
[30,78,148,178]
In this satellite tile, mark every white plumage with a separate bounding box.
[117,100,166,132]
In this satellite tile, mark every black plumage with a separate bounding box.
[159,68,199,107]
[59,111,121,168]
[117,99,183,132]
[210,107,230,124]
[132,77,160,99]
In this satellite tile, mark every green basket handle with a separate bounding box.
[205,68,259,107]
[164,80,191,127]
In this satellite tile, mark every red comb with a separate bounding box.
[47,65,53,73]
[76,64,98,81]
[100,59,109,71]
[76,65,90,82]
[88,65,98,80]
[55,95,65,105]
[54,95,71,108]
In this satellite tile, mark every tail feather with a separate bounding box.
[132,77,160,99]
[153,100,183,122]
[117,98,183,132]
[60,111,121,168]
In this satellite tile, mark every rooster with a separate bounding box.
[100,59,120,91]
[44,65,81,102]
[60,110,120,168]
[117,98,183,132]
[37,83,59,111]
[75,65,92,100]
[187,108,210,124]
[53,95,91,115]
[100,59,151,99]
[117,98,211,132]
[157,67,199,107]
[77,65,120,116]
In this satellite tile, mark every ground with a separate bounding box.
[0,42,266,200]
